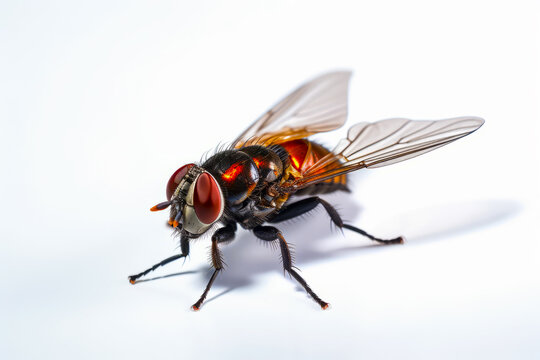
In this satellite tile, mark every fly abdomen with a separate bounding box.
[277,139,349,195]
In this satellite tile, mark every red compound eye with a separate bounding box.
[166,163,195,200]
[193,172,223,224]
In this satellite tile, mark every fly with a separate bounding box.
[128,71,484,310]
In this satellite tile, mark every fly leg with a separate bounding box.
[268,196,403,244]
[253,225,329,310]
[192,222,236,311]
[128,233,190,284]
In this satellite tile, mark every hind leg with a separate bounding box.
[269,196,403,244]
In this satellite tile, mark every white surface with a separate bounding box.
[1,1,539,359]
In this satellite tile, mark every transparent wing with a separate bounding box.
[280,116,485,191]
[232,71,352,148]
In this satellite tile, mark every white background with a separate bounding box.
[1,1,539,359]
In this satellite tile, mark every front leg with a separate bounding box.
[192,222,236,311]
[128,232,190,284]
[253,225,329,310]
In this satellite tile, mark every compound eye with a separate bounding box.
[166,163,195,200]
[193,172,223,224]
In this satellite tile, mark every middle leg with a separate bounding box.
[253,225,329,309]
[191,222,236,311]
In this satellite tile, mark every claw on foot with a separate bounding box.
[383,236,405,245]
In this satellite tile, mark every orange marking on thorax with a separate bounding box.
[222,163,243,181]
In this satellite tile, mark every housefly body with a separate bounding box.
[129,72,484,310]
